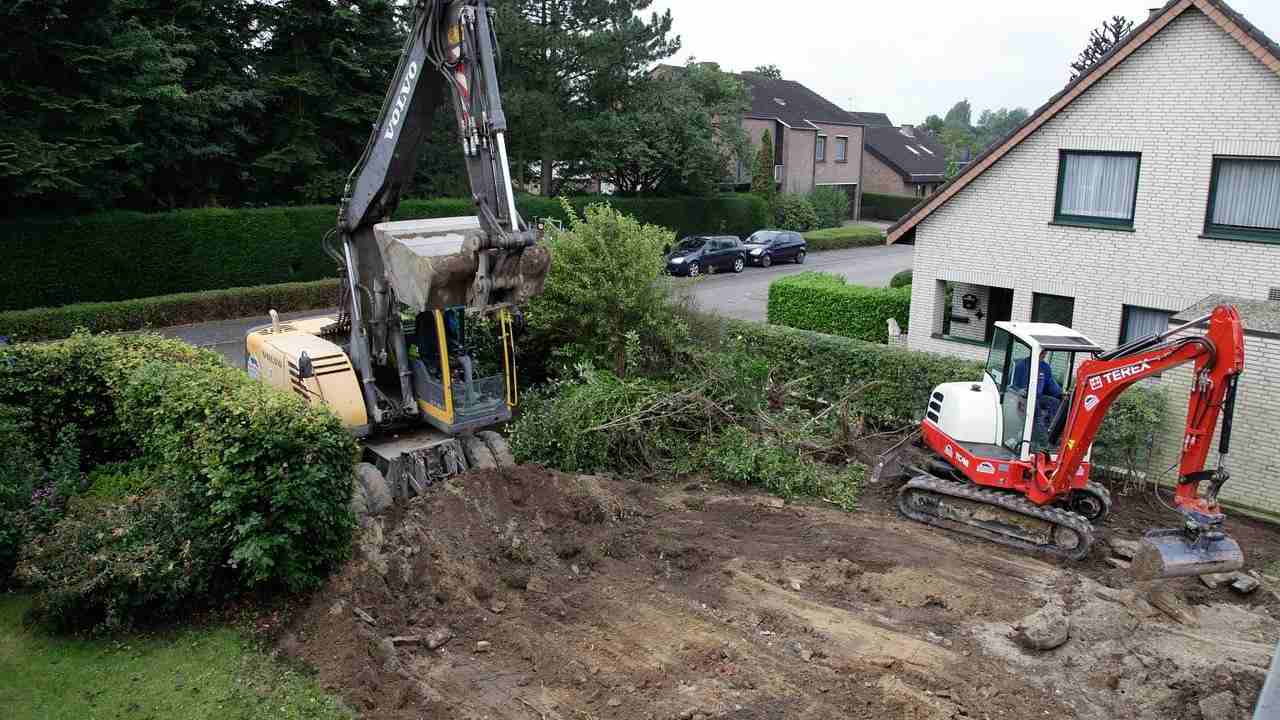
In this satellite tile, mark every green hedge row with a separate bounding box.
[1,194,768,311]
[767,272,910,344]
[0,280,340,342]
[0,334,357,630]
[861,192,922,221]
[802,225,885,250]
[726,320,981,426]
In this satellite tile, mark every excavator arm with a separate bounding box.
[329,0,545,426]
[1046,305,1246,577]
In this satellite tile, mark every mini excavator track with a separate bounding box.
[897,474,1095,561]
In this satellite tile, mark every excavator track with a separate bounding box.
[898,474,1095,561]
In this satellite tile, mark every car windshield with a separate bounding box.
[745,232,779,245]
[674,238,705,252]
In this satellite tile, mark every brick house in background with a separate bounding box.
[886,0,1280,517]
[729,72,866,216]
[863,125,947,197]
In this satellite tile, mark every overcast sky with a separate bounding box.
[644,0,1280,126]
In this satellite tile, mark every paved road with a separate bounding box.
[682,243,914,322]
[161,243,914,364]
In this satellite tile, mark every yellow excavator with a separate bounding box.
[245,0,549,507]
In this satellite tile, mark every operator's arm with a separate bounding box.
[1040,361,1063,398]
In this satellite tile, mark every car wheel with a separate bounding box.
[760,254,772,268]
[687,261,700,277]
[795,249,806,264]
[732,256,745,273]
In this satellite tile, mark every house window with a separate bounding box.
[1120,305,1173,344]
[1031,293,1075,328]
[934,281,1014,346]
[816,135,827,162]
[835,136,848,163]
[1204,156,1280,243]
[1054,150,1141,228]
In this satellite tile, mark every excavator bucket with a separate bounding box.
[374,217,550,313]
[1130,528,1244,580]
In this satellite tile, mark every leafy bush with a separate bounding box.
[1,195,767,311]
[861,192,922,221]
[768,272,910,344]
[0,280,339,341]
[697,426,862,510]
[0,405,38,588]
[890,269,913,288]
[1,334,357,630]
[802,225,885,250]
[525,201,686,378]
[723,320,983,427]
[1092,385,1169,479]
[773,193,818,232]
[808,187,850,229]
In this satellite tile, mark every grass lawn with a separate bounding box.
[0,595,352,720]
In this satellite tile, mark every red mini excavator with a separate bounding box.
[872,305,1246,579]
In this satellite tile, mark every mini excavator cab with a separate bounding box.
[983,323,1099,460]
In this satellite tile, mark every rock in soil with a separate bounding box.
[475,641,491,653]
[1013,603,1070,651]
[1201,572,1233,590]
[424,627,454,650]
[1109,539,1140,560]
[1230,573,1260,595]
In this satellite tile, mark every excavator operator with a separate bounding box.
[1011,353,1065,442]
[414,308,465,377]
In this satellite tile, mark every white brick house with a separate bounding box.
[886,0,1280,517]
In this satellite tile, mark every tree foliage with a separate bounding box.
[752,129,777,205]
[1070,16,1134,82]
[918,100,1030,178]
[751,64,783,79]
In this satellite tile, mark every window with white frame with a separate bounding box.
[1120,305,1173,344]
[1205,156,1280,243]
[1054,150,1141,228]
[815,135,827,162]
[835,136,848,163]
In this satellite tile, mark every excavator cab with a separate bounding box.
[407,306,519,435]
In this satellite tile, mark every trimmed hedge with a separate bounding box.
[861,192,922,221]
[0,280,340,342]
[1,194,768,311]
[725,320,982,426]
[890,269,913,288]
[0,334,357,630]
[803,225,885,250]
[767,272,910,344]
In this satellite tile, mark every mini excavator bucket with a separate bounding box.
[1131,527,1244,580]
[373,217,550,314]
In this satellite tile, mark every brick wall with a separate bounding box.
[903,8,1280,512]
[813,123,863,187]
[782,127,816,194]
[863,150,908,195]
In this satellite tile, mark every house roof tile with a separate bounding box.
[736,73,862,129]
[864,127,947,181]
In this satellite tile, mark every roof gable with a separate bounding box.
[738,73,861,128]
[864,127,946,180]
[887,0,1280,244]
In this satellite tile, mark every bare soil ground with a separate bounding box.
[281,467,1280,720]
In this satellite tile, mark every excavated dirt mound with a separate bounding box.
[282,467,1280,719]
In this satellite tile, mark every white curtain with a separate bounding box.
[1212,159,1280,230]
[1060,153,1138,220]
[1123,306,1171,343]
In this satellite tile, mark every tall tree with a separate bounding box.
[752,129,776,206]
[494,0,680,196]
[251,0,407,204]
[1070,16,1134,82]
[751,64,782,79]
[0,0,191,213]
[591,62,748,195]
[943,100,972,130]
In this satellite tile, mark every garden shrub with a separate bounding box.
[0,195,767,311]
[802,225,885,251]
[807,186,850,229]
[767,272,910,343]
[0,279,339,341]
[860,192,921,221]
[1,334,357,630]
[1092,384,1169,479]
[0,405,38,588]
[773,193,818,232]
[697,426,862,510]
[890,269,913,288]
[525,201,686,378]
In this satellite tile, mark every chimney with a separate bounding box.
[899,124,915,138]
